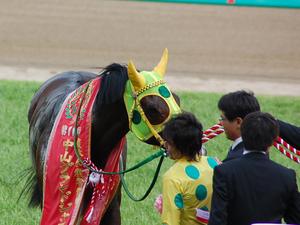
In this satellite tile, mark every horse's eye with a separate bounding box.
[140,95,170,125]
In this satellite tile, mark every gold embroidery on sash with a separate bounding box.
[58,139,75,223]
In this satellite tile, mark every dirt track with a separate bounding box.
[0,0,299,95]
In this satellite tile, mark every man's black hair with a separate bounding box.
[163,112,203,161]
[241,112,279,151]
[218,90,260,121]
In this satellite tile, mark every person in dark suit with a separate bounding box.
[218,90,260,162]
[218,90,300,162]
[208,112,300,225]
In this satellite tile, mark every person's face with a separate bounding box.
[219,111,242,141]
[164,140,182,160]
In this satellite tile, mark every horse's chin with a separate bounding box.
[144,133,163,146]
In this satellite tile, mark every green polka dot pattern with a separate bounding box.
[174,193,184,209]
[195,185,207,201]
[185,165,200,179]
[158,86,171,98]
[132,110,141,124]
[207,157,219,169]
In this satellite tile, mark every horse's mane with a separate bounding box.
[23,63,128,207]
[96,63,128,107]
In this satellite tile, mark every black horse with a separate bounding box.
[25,50,180,225]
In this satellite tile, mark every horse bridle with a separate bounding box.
[127,79,167,147]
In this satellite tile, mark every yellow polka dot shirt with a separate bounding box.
[161,156,219,225]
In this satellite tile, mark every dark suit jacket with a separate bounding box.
[222,120,300,163]
[278,119,300,150]
[209,152,300,225]
[223,142,244,162]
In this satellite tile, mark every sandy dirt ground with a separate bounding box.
[0,0,299,96]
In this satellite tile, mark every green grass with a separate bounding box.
[0,80,299,225]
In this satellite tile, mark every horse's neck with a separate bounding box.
[91,99,129,168]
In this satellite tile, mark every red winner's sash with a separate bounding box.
[41,77,125,225]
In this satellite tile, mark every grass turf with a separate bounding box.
[0,80,299,225]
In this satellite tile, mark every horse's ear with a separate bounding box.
[153,48,168,78]
[128,60,146,91]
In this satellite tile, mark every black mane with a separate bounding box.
[96,63,128,107]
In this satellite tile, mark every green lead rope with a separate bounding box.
[120,150,166,201]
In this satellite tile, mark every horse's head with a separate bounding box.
[124,49,181,146]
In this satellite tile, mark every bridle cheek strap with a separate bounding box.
[133,96,165,146]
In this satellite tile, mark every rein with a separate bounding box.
[120,152,166,201]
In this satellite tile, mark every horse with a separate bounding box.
[25,49,181,225]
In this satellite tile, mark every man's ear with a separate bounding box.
[236,117,243,126]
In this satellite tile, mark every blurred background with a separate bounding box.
[0,1,300,224]
[0,0,299,95]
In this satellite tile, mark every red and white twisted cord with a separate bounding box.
[203,123,223,136]
[273,142,300,164]
[202,123,224,143]
[202,129,224,143]
[276,137,300,157]
[203,123,300,164]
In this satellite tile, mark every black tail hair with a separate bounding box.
[18,167,41,207]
